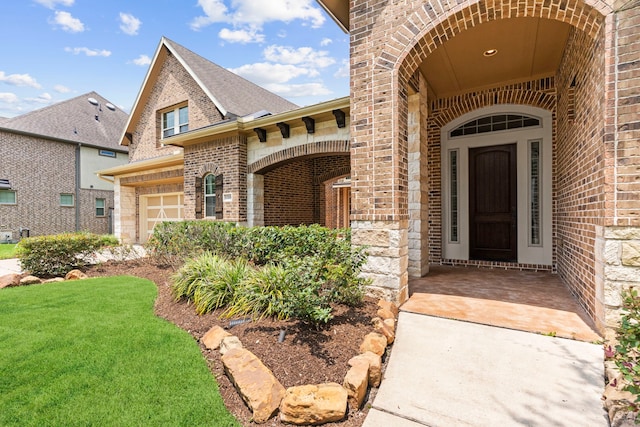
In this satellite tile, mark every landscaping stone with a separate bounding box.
[19,275,41,286]
[609,406,638,427]
[65,269,88,280]
[0,273,20,288]
[221,348,285,424]
[372,317,395,344]
[220,335,243,355]
[343,356,369,410]
[279,383,348,425]
[201,325,231,350]
[43,277,65,284]
[359,332,387,356]
[376,307,396,322]
[377,299,399,318]
[351,351,382,387]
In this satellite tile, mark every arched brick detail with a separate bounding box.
[248,140,350,174]
[315,166,351,185]
[196,162,219,177]
[430,82,556,127]
[377,0,609,80]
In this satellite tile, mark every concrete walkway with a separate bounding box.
[364,312,607,427]
[0,258,21,275]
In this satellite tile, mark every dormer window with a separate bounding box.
[162,105,188,138]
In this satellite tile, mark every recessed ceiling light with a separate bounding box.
[483,49,498,57]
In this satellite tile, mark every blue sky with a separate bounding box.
[0,0,349,118]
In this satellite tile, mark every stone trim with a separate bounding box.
[248,140,349,174]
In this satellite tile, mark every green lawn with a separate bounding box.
[0,243,16,260]
[0,276,239,427]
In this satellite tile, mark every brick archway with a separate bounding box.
[248,140,349,174]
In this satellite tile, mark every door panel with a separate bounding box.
[469,144,517,261]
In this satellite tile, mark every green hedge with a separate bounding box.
[152,221,370,326]
[16,232,118,277]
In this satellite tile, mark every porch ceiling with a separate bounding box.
[421,18,571,98]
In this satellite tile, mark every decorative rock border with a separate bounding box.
[0,269,88,289]
[202,298,398,425]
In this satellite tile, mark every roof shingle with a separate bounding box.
[0,91,128,151]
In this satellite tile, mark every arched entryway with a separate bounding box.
[348,0,614,331]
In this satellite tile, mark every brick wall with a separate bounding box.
[262,155,349,226]
[129,51,223,162]
[184,135,247,222]
[0,131,112,238]
[555,26,606,321]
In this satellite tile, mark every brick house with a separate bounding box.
[0,92,128,240]
[103,0,640,334]
[99,37,351,244]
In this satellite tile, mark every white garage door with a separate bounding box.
[140,193,184,243]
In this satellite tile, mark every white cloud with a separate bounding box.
[219,27,264,44]
[53,84,71,93]
[263,82,331,98]
[119,12,141,35]
[65,47,111,57]
[191,0,324,31]
[34,0,74,9]
[25,92,53,104]
[229,63,316,85]
[320,38,332,46]
[263,45,335,68]
[0,92,19,103]
[52,11,84,33]
[334,59,349,78]
[0,72,42,89]
[132,54,151,66]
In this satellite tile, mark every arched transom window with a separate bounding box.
[450,114,540,138]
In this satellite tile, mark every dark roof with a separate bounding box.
[1,91,128,152]
[164,37,298,117]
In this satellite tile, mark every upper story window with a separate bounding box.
[162,105,188,138]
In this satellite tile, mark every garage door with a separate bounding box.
[140,193,184,242]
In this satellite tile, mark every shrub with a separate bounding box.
[172,253,252,315]
[16,232,118,277]
[160,221,370,326]
[610,288,640,418]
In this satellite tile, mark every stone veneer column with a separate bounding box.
[352,220,409,305]
[114,179,136,244]
[596,226,640,335]
[407,74,430,278]
[247,173,264,227]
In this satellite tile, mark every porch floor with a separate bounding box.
[403,265,601,342]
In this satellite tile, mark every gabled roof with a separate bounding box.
[0,91,128,152]
[120,37,298,146]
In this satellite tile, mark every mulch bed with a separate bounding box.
[86,259,384,426]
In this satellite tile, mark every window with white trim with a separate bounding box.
[0,190,16,205]
[60,193,74,207]
[162,105,188,138]
[204,174,216,218]
[96,198,106,217]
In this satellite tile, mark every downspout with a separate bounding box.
[75,142,81,232]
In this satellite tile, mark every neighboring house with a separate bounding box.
[103,0,640,336]
[0,92,128,241]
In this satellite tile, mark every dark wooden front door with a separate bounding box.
[469,144,517,261]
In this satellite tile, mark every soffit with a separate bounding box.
[316,0,349,32]
[421,18,571,98]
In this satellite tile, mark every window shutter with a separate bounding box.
[195,176,203,219]
[215,174,223,215]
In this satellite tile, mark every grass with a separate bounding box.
[0,276,240,427]
[0,243,16,260]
